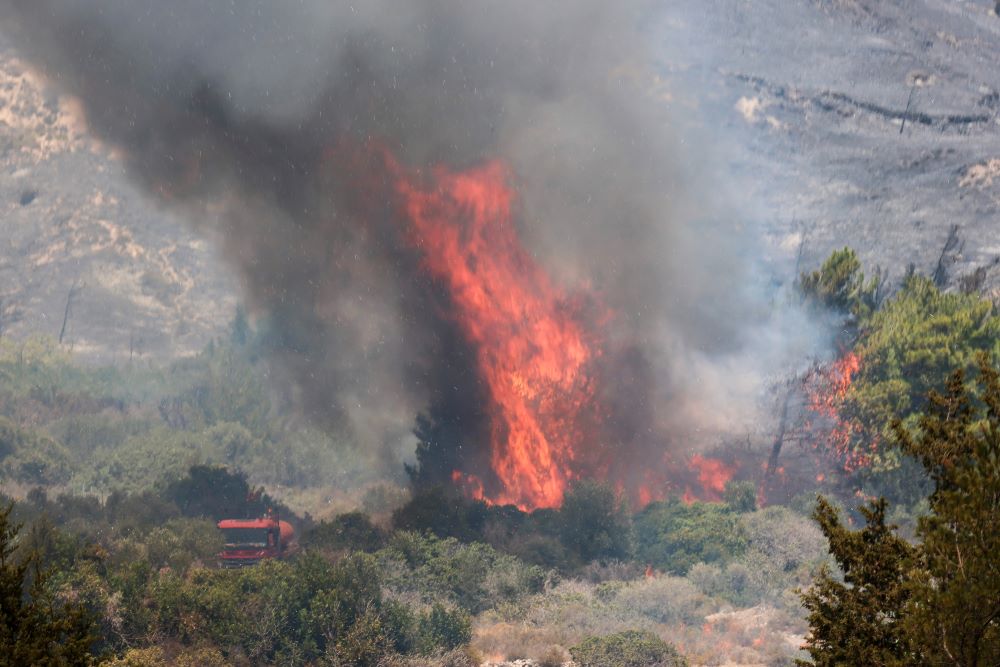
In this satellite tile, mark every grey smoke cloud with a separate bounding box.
[0,0,826,491]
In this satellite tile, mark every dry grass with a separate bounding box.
[471,575,803,666]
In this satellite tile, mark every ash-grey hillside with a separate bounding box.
[655,0,1000,289]
[3,0,1000,370]
[0,33,236,360]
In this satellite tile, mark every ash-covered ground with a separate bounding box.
[2,0,999,361]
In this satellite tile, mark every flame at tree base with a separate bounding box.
[386,155,604,510]
[341,143,743,511]
[805,351,870,473]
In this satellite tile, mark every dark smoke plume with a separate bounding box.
[0,1,823,491]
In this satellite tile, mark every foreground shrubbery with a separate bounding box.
[1,498,478,665]
[801,359,1000,665]
[1,465,828,665]
[0,504,96,665]
[570,630,687,667]
[10,251,999,665]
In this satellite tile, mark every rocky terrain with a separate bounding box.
[2,1,1000,363]
[0,35,236,361]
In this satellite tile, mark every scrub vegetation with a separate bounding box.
[2,247,1000,665]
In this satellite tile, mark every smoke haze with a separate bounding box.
[0,1,827,497]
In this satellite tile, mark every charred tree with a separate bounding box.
[932,224,962,288]
[58,281,84,345]
[765,381,795,479]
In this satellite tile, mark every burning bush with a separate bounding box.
[800,262,1000,503]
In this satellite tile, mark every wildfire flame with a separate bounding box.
[688,454,735,500]
[805,351,870,472]
[342,143,740,511]
[390,157,603,510]
[450,470,486,502]
[636,454,737,507]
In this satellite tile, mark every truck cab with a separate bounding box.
[217,509,295,568]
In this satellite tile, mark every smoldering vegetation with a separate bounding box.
[0,1,826,483]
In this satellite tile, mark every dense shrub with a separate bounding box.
[633,499,746,575]
[557,481,632,564]
[391,486,490,543]
[738,507,825,584]
[799,246,880,320]
[163,464,278,520]
[380,532,547,614]
[304,511,386,553]
[142,517,222,571]
[99,647,168,666]
[570,630,687,667]
[0,503,98,664]
[416,603,472,654]
[504,532,571,569]
[613,576,712,625]
[0,416,72,485]
[722,480,757,513]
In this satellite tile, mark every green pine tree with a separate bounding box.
[0,503,96,666]
[799,247,881,321]
[798,497,914,666]
[893,359,1000,665]
[801,357,1000,666]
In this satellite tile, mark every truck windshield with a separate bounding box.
[221,528,268,547]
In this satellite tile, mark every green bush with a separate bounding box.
[570,630,687,667]
[0,503,98,664]
[416,603,472,654]
[613,576,711,625]
[557,480,632,564]
[330,606,393,667]
[44,414,153,459]
[379,532,546,613]
[799,246,880,320]
[809,266,1000,501]
[162,464,279,521]
[391,486,489,543]
[304,511,386,553]
[143,517,222,571]
[722,480,757,513]
[633,499,746,575]
[0,416,72,485]
[99,647,168,666]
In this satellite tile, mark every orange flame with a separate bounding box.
[805,351,869,472]
[451,470,486,502]
[689,454,734,498]
[390,158,603,510]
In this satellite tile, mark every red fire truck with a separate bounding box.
[217,509,296,568]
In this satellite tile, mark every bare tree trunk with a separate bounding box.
[932,224,961,288]
[900,85,916,135]
[766,380,796,479]
[59,281,84,345]
[794,221,811,277]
